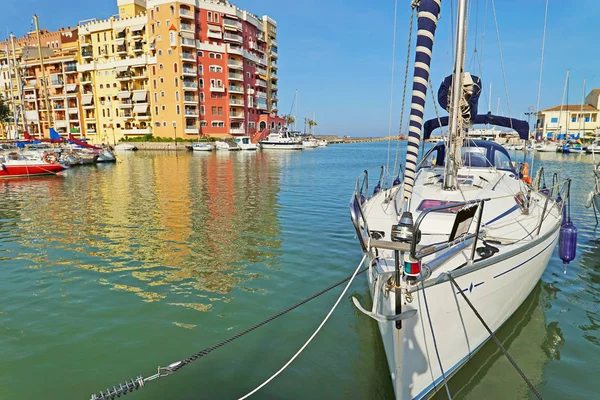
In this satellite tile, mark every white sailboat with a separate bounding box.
[350,1,574,399]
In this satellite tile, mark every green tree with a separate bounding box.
[0,95,11,138]
[307,119,317,134]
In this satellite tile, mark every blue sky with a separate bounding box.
[2,0,598,136]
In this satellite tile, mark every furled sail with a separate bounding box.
[423,112,530,140]
[69,134,102,150]
[401,0,442,203]
[437,73,482,121]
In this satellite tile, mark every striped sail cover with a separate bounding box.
[401,0,442,203]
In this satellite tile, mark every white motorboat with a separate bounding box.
[192,143,215,152]
[259,130,303,150]
[215,139,241,151]
[233,136,258,151]
[114,143,138,151]
[534,141,559,152]
[586,140,600,154]
[349,1,575,399]
[97,148,117,162]
[317,139,329,147]
[302,137,319,148]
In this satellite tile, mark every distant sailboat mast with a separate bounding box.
[10,33,27,134]
[558,69,570,141]
[4,44,19,139]
[34,14,52,136]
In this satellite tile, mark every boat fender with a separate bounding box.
[359,192,366,204]
[520,162,531,185]
[373,182,381,195]
[558,220,577,265]
[43,152,58,164]
[585,192,593,209]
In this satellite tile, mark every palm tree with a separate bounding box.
[307,119,317,135]
[284,114,295,127]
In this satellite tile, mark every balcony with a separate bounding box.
[180,8,194,19]
[230,127,245,134]
[181,37,195,48]
[80,41,92,48]
[256,91,267,99]
[131,29,144,40]
[207,30,222,40]
[255,79,267,88]
[271,39,278,47]
[229,85,244,94]
[82,50,93,59]
[210,84,225,92]
[181,22,194,32]
[256,66,267,76]
[184,95,197,103]
[118,100,133,108]
[228,72,243,81]
[185,127,198,134]
[181,52,195,62]
[227,44,243,56]
[68,107,79,114]
[223,18,242,30]
[184,108,199,117]
[133,43,144,53]
[271,84,278,91]
[121,128,151,135]
[270,46,278,58]
[256,103,267,110]
[228,59,243,69]
[223,32,242,43]
[116,72,132,81]
[229,98,244,106]
[182,66,197,76]
[116,45,127,55]
[230,111,244,119]
[182,80,198,90]
[51,80,64,88]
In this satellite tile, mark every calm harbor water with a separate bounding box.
[0,143,598,399]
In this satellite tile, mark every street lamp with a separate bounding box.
[172,121,177,150]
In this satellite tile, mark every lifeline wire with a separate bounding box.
[446,274,543,400]
[90,259,369,400]
[237,254,367,399]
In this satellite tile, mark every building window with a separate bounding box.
[218,107,223,116]
[168,49,172,55]
[158,49,162,56]
[175,91,179,101]
[153,80,157,89]
[162,105,166,110]
[151,24,155,34]
[163,122,167,127]
[154,93,158,102]
[159,64,163,70]
[173,63,178,73]
[176,105,180,114]
[175,77,178,87]
[99,84,103,89]
[200,105,205,115]
[211,121,225,127]
[199,65,203,75]
[215,54,222,59]
[155,106,159,115]
[199,78,204,88]
[161,91,165,97]
[200,93,204,102]
[166,19,170,26]
[160,77,164,83]
[198,51,204,57]
[209,53,215,59]
[152,66,156,75]
[201,120,207,127]
[211,106,217,116]
[571,115,577,123]
[550,117,558,123]
[215,14,219,23]
[208,12,212,22]
[170,5,174,14]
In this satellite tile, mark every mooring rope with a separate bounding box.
[445,274,543,400]
[90,258,369,400]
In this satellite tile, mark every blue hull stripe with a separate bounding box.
[493,236,557,279]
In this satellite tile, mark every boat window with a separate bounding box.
[494,150,512,171]
[420,147,442,168]
[461,147,492,168]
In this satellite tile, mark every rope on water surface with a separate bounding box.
[89,256,369,400]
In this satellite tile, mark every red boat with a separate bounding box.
[0,152,66,178]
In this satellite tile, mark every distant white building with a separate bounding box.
[536,89,600,141]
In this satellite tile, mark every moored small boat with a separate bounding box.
[192,143,215,152]
[0,152,65,178]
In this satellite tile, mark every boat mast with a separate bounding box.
[34,14,52,134]
[4,44,19,139]
[488,81,492,112]
[558,69,569,141]
[10,33,27,134]
[580,78,586,141]
[294,88,298,132]
[443,0,469,191]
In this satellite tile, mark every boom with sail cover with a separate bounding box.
[423,112,530,140]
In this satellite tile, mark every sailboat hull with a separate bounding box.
[0,163,65,178]
[371,226,558,399]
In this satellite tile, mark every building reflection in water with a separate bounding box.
[2,152,282,309]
